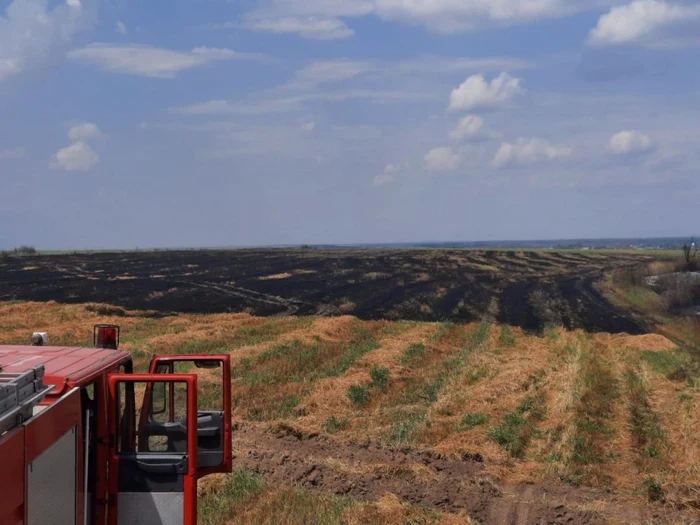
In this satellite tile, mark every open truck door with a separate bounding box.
[147,355,232,476]
[108,374,199,525]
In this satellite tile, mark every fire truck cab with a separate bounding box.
[0,326,232,525]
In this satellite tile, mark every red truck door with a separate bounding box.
[107,374,199,525]
[148,355,232,476]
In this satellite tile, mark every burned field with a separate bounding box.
[0,248,653,333]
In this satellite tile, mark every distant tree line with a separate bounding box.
[1,246,37,257]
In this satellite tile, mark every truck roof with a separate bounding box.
[0,345,131,396]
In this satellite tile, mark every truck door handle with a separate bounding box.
[198,426,219,437]
[136,460,186,474]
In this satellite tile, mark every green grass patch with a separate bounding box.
[198,469,264,525]
[459,413,489,430]
[180,318,314,359]
[233,317,314,347]
[428,322,455,343]
[499,325,516,348]
[322,416,349,434]
[559,344,620,485]
[256,340,303,363]
[544,324,560,342]
[552,340,579,361]
[202,475,353,525]
[381,320,418,337]
[387,323,492,444]
[236,324,380,385]
[347,385,372,408]
[233,322,384,423]
[247,393,300,421]
[643,477,665,503]
[320,326,381,378]
[400,343,427,366]
[370,366,390,392]
[625,367,669,463]
[243,487,351,525]
[489,413,531,458]
[386,409,427,446]
[621,286,667,314]
[172,336,232,356]
[640,350,685,376]
[489,370,547,458]
[519,392,548,421]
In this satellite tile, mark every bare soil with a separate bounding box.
[233,423,689,524]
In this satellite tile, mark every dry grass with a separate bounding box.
[294,324,435,435]
[259,273,293,280]
[2,300,698,520]
[321,457,439,483]
[199,469,471,525]
[600,257,700,506]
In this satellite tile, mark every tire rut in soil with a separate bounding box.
[232,424,605,525]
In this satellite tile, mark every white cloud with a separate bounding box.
[69,122,101,141]
[168,87,432,116]
[244,0,613,35]
[315,88,435,103]
[0,0,96,83]
[300,121,316,132]
[291,59,375,87]
[115,20,127,34]
[425,147,462,172]
[448,73,524,111]
[393,56,534,74]
[450,115,484,141]
[191,47,241,60]
[609,130,652,154]
[0,148,25,160]
[589,0,700,48]
[50,141,99,172]
[373,0,608,32]
[243,0,375,19]
[169,97,304,115]
[492,138,572,168]
[384,163,401,174]
[243,15,354,39]
[0,59,21,81]
[373,173,395,186]
[68,44,266,78]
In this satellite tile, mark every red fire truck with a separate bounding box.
[0,325,232,525]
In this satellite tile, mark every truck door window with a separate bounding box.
[149,356,232,475]
[170,361,223,413]
[117,380,189,454]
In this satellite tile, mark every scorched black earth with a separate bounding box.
[0,249,650,333]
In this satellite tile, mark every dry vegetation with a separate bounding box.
[601,259,700,349]
[1,300,698,523]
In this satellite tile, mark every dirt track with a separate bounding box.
[0,249,652,333]
[232,424,685,525]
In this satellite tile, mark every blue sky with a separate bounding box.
[1,0,699,249]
